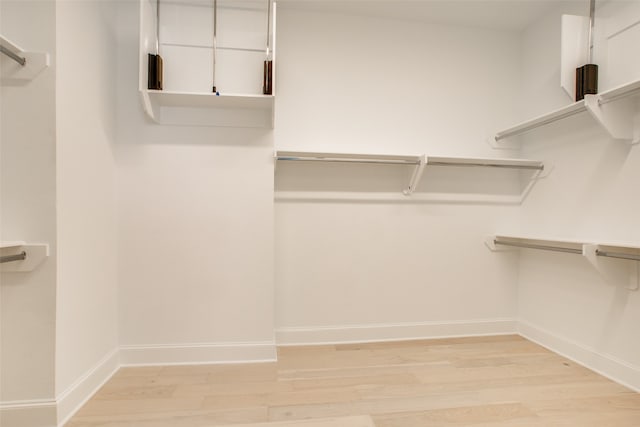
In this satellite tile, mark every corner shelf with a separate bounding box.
[140,90,275,128]
[0,34,50,83]
[0,242,50,273]
[275,151,546,198]
[493,78,640,145]
[486,235,639,290]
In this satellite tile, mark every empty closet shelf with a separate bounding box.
[0,35,26,66]
[425,156,544,170]
[489,236,584,254]
[0,243,49,273]
[275,151,545,199]
[494,78,640,143]
[275,151,421,165]
[0,252,27,264]
[0,34,49,81]
[594,244,640,261]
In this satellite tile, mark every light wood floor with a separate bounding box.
[67,335,640,426]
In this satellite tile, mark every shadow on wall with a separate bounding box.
[275,161,538,202]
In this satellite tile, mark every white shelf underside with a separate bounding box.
[495,78,640,143]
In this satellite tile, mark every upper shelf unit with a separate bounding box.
[138,0,276,127]
[275,151,545,197]
[493,78,640,145]
[0,34,50,83]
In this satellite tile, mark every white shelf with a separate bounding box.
[276,151,545,197]
[140,90,275,127]
[494,78,640,144]
[276,151,543,169]
[138,0,276,128]
[275,151,421,165]
[487,235,584,254]
[1,34,50,83]
[592,243,640,262]
[148,90,274,109]
[488,235,640,258]
[599,79,640,103]
[0,241,26,249]
[425,156,544,170]
[0,35,23,55]
[487,235,639,290]
[495,101,587,141]
[0,242,49,273]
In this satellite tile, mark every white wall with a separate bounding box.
[516,2,640,390]
[117,1,275,365]
[273,7,523,344]
[54,0,120,423]
[0,0,57,425]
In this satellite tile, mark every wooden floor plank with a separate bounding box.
[66,335,640,426]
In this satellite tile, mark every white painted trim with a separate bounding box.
[56,348,120,426]
[518,321,640,393]
[119,341,277,366]
[0,399,57,427]
[276,318,518,346]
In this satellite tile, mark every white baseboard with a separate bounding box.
[56,348,120,426]
[518,320,640,392]
[276,318,518,346]
[119,341,277,366]
[0,399,57,427]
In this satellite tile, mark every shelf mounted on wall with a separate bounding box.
[0,241,50,273]
[137,0,276,127]
[486,235,639,291]
[491,78,640,148]
[275,151,547,200]
[0,35,50,84]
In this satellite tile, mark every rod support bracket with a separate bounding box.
[403,155,426,196]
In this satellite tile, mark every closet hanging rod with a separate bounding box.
[493,239,583,254]
[0,45,26,66]
[426,160,544,170]
[0,251,27,264]
[276,154,421,165]
[596,250,640,261]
